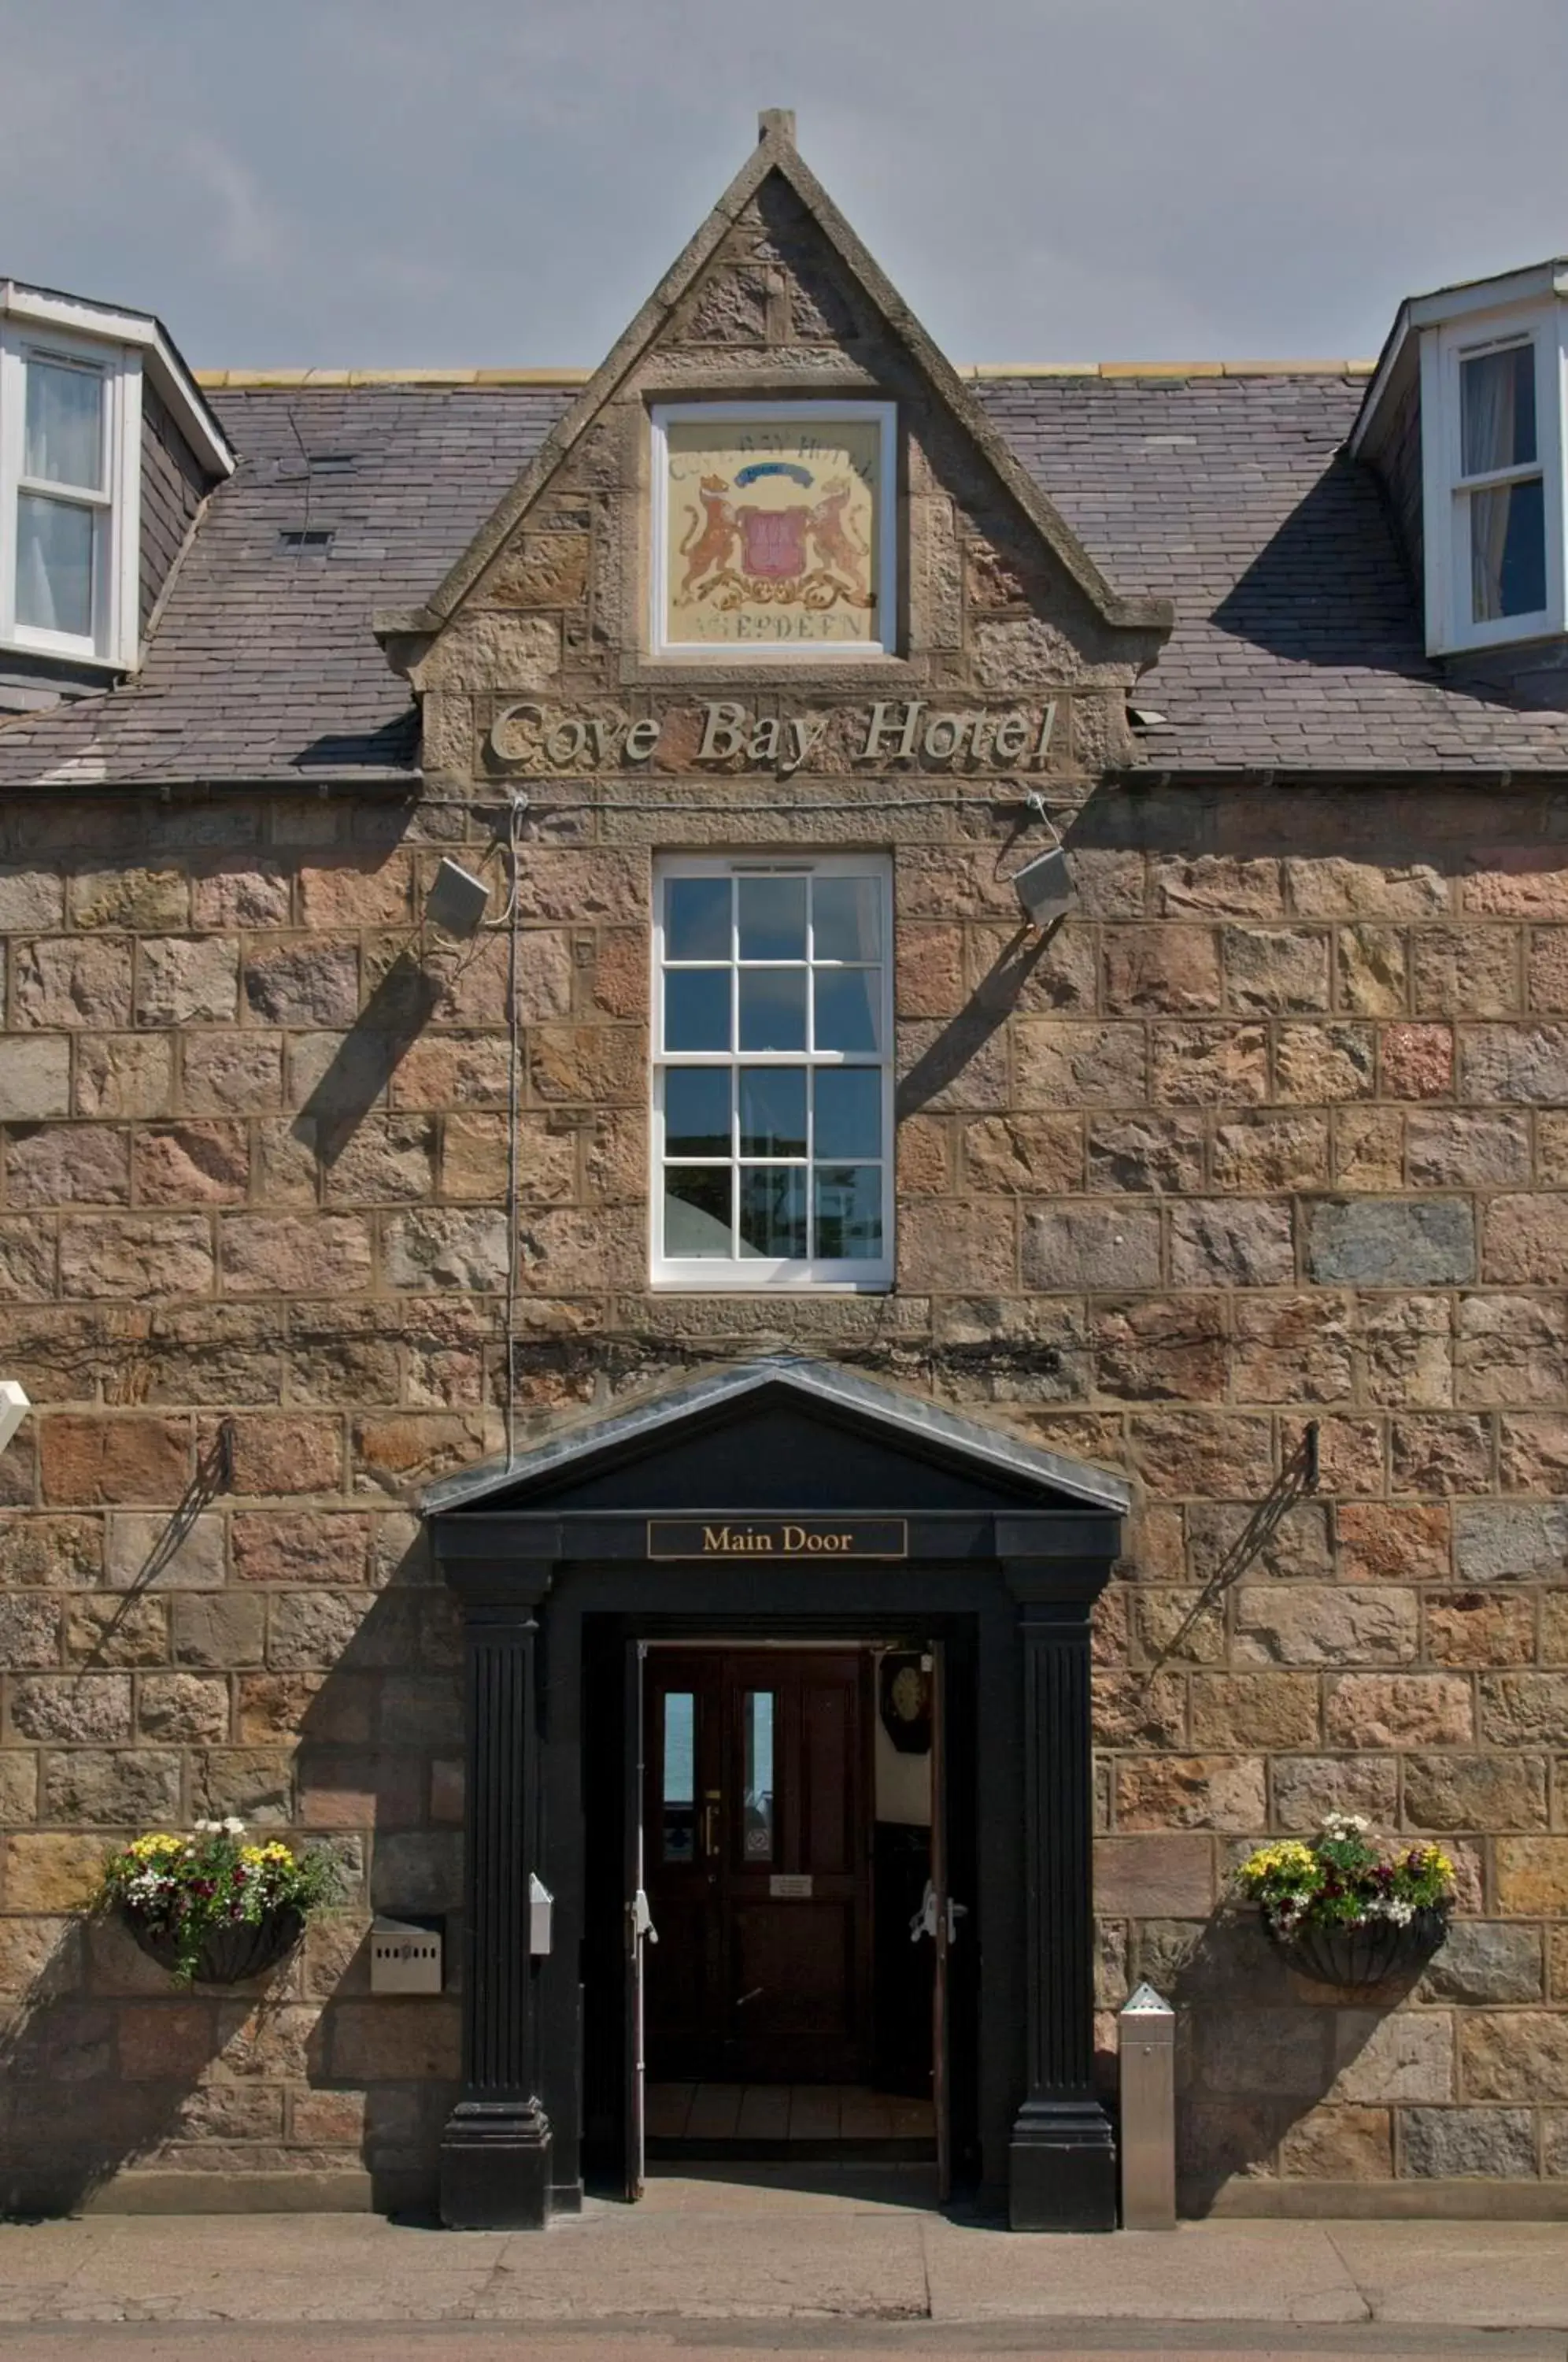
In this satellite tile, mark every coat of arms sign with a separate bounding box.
[655,404,892,652]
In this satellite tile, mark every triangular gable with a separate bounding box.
[423,1356,1131,1518]
[376,113,1170,646]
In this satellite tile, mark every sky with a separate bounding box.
[5,0,1568,371]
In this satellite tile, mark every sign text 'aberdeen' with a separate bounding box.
[646,1518,908,1561]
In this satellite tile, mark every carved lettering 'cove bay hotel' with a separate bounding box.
[5,111,1568,2228]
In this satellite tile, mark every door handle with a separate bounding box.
[701,1795,721,1857]
[910,1881,968,1945]
[628,1888,657,1949]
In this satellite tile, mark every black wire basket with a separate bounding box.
[122,1904,305,1986]
[1267,1907,1448,1994]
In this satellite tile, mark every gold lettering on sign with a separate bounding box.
[489,699,1061,775]
[648,1518,908,1560]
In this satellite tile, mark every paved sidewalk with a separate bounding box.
[2,2171,1568,2353]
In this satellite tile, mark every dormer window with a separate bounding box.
[1456,336,1548,629]
[1,325,139,668]
[17,351,115,642]
[1355,263,1568,665]
[0,280,232,679]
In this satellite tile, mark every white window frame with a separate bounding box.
[650,852,895,1292]
[1422,307,1566,654]
[0,322,142,669]
[649,400,898,661]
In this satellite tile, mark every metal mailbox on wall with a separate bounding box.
[528,1874,553,1957]
[371,1916,444,1994]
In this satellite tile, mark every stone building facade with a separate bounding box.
[3,117,1568,2219]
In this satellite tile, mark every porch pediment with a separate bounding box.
[423,1357,1127,1562]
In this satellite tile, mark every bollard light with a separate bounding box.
[1118,1981,1176,2230]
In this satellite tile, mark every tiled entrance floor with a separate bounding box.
[647,2081,934,2149]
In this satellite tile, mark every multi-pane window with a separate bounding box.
[652,855,893,1288]
[1457,337,1547,628]
[0,324,141,667]
[16,354,109,642]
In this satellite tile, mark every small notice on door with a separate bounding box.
[769,1874,813,1898]
[646,1518,908,1560]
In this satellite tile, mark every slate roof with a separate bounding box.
[4,369,1568,787]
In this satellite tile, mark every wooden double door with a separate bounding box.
[643,1649,871,2083]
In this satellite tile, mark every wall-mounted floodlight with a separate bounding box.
[425,857,491,936]
[0,1380,30,1455]
[1009,794,1076,928]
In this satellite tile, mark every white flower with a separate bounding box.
[193,1818,222,1834]
[1319,1812,1370,1838]
[222,1817,246,1836]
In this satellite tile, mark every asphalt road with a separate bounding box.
[1,2326,1564,2362]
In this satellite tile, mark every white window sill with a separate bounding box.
[0,631,131,672]
[649,1275,894,1295]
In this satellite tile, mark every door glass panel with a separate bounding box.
[665,874,730,960]
[738,874,807,960]
[742,1690,775,1860]
[662,1691,696,1862]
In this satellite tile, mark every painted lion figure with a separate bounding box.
[677,475,738,601]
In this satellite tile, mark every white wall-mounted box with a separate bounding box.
[529,1873,553,1957]
[370,1916,443,1994]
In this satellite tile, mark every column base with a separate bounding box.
[1008,2097,1117,2232]
[440,2098,553,2231]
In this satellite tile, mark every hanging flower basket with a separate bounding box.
[98,1820,332,1987]
[1237,1816,1455,1995]
[123,1902,307,1986]
[1265,1906,1448,1994]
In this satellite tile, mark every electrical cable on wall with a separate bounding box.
[482,790,530,1464]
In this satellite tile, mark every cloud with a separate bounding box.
[2,0,1567,365]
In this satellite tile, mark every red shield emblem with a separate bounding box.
[738,506,808,580]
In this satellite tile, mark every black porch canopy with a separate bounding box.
[423,1355,1130,2232]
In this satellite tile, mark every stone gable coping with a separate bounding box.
[372,115,1173,649]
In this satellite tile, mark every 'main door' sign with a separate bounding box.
[647,1519,908,1560]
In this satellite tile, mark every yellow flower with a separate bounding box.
[1241,1840,1315,1879]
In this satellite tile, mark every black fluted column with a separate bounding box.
[1003,1567,1116,2231]
[440,1586,552,2230]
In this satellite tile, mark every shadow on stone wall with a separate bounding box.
[294,950,441,1165]
[0,1526,464,2219]
[1124,1908,1432,2214]
[0,1912,301,2216]
[291,1522,465,2213]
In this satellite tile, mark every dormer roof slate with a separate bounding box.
[3,366,1568,787]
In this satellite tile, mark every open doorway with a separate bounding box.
[582,1624,978,2198]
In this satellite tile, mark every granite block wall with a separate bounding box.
[2,163,1568,2214]
[2,779,1567,2208]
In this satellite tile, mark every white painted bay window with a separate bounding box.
[652,854,893,1289]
